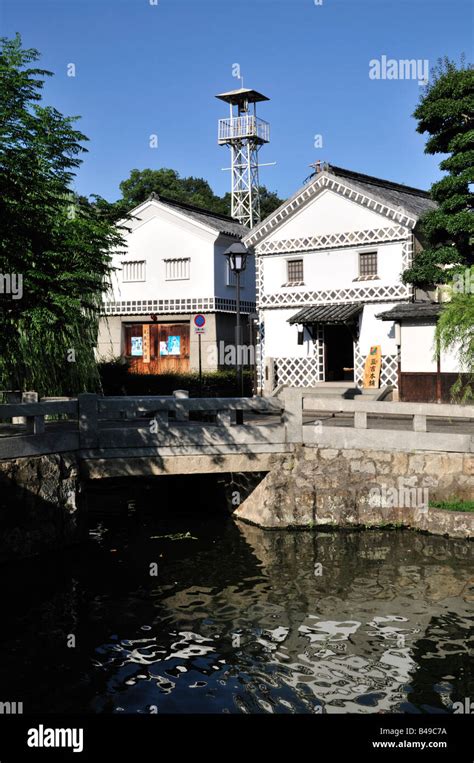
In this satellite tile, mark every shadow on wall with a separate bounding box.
[0,455,87,563]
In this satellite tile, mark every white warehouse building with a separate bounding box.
[97,193,254,375]
[243,163,439,395]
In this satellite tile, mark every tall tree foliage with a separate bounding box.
[0,35,124,395]
[402,58,474,401]
[403,58,473,287]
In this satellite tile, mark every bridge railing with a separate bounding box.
[281,388,474,453]
[0,393,287,458]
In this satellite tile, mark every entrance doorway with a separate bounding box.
[324,325,354,381]
[124,322,190,374]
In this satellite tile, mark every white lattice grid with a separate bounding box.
[257,311,265,390]
[274,350,398,390]
[102,297,256,316]
[354,344,364,387]
[316,326,325,381]
[260,282,410,309]
[380,354,399,388]
[355,350,399,388]
[274,357,321,389]
[258,225,409,255]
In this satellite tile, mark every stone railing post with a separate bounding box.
[78,393,99,448]
[280,387,303,443]
[173,389,189,421]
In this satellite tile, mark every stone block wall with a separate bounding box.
[235,445,474,538]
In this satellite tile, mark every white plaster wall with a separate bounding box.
[358,304,398,357]
[97,317,122,360]
[401,322,437,372]
[263,309,315,358]
[265,189,396,241]
[400,322,462,372]
[108,201,217,303]
[441,343,462,373]
[261,241,405,295]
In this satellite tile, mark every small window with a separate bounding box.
[164,258,190,280]
[287,259,304,284]
[122,260,146,282]
[359,251,378,278]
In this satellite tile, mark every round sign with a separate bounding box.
[194,314,206,328]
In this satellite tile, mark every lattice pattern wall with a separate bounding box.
[275,350,399,390]
[102,297,256,316]
[258,225,409,255]
[380,354,399,388]
[260,282,410,309]
[274,357,321,389]
[354,351,399,389]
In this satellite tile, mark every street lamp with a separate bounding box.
[222,241,251,397]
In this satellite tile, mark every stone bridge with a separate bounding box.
[0,391,473,561]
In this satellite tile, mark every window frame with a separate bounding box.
[286,258,304,285]
[164,257,191,281]
[121,260,146,283]
[358,250,378,279]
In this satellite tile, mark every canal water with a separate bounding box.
[0,480,472,715]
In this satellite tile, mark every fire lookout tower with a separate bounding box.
[216,87,270,228]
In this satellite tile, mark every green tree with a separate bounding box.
[436,285,474,402]
[0,35,123,395]
[403,58,473,288]
[402,59,474,402]
[116,167,228,217]
[115,168,283,222]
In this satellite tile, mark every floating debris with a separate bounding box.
[150,532,198,541]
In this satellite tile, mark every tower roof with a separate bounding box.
[215,87,269,104]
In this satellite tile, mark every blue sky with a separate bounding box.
[2,0,472,204]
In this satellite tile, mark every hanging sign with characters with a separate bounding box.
[363,345,382,389]
[142,325,151,364]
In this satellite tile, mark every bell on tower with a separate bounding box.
[216,87,270,228]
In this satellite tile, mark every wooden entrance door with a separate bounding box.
[125,322,190,374]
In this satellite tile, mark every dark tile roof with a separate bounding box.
[376,302,442,321]
[289,302,363,324]
[326,165,437,219]
[147,192,247,238]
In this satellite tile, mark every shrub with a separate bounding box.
[98,360,254,397]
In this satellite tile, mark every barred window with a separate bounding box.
[122,261,146,282]
[359,251,378,278]
[164,258,190,280]
[287,259,304,283]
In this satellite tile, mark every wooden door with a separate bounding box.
[125,322,190,374]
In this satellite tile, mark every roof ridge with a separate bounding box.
[148,192,240,223]
[325,165,431,198]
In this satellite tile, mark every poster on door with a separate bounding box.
[160,336,181,356]
[363,345,381,388]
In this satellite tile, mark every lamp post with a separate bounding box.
[222,242,251,397]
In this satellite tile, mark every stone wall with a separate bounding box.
[234,445,474,538]
[0,453,85,563]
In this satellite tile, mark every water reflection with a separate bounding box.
[0,514,471,714]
